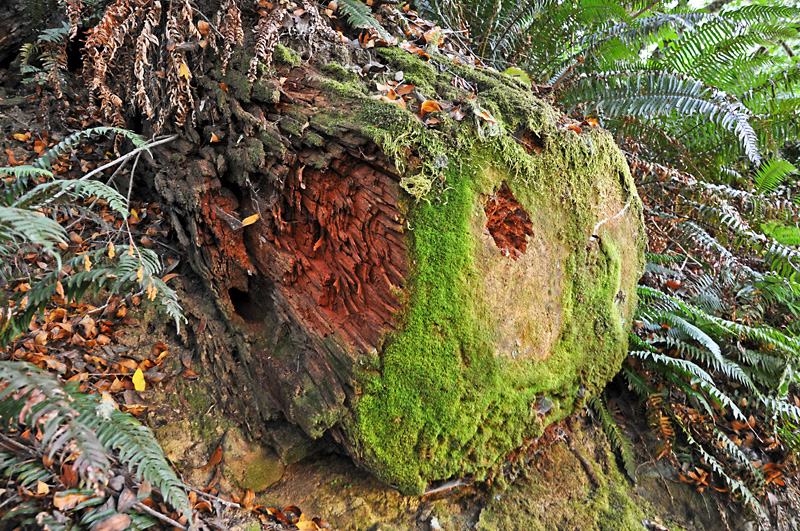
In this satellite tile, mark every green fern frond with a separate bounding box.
[589,396,637,481]
[565,70,762,163]
[0,362,111,490]
[753,159,796,194]
[673,416,766,519]
[33,127,147,171]
[339,0,393,41]
[0,361,193,527]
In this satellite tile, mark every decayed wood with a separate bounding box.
[155,64,411,439]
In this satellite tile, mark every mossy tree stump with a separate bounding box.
[153,43,645,494]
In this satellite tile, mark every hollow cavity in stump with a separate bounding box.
[484,183,534,260]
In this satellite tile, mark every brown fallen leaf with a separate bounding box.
[117,487,137,513]
[54,492,93,511]
[203,445,223,469]
[242,488,255,510]
[90,513,131,531]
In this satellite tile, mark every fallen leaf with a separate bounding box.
[567,124,582,134]
[13,132,30,141]
[37,480,50,495]
[89,513,131,531]
[194,500,213,512]
[132,368,146,391]
[211,133,220,143]
[117,487,137,512]
[204,445,223,468]
[198,20,211,35]
[54,492,92,510]
[242,488,255,510]
[297,522,319,530]
[420,100,442,114]
[179,62,192,80]
[242,214,259,227]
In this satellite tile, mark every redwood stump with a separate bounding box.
[153,47,645,494]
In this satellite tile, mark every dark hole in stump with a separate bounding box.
[516,128,545,154]
[229,287,262,323]
[484,183,534,260]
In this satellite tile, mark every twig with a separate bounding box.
[134,502,188,531]
[187,485,243,509]
[46,135,178,205]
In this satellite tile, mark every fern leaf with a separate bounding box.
[753,159,796,194]
[589,396,637,481]
[338,0,393,41]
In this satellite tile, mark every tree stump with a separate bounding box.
[152,44,645,494]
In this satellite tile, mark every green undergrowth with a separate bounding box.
[335,49,645,494]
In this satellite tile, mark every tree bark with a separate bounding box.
[146,40,645,494]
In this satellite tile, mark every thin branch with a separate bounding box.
[46,135,178,205]
[134,501,187,531]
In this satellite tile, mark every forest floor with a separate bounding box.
[0,70,753,531]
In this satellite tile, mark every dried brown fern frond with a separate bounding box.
[301,0,338,41]
[249,5,285,82]
[154,5,196,132]
[134,0,161,119]
[215,0,244,74]
[83,0,139,125]
[65,0,83,39]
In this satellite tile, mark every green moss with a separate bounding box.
[476,428,646,530]
[273,43,301,67]
[376,48,438,92]
[319,62,362,85]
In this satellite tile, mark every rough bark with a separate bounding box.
[148,41,646,494]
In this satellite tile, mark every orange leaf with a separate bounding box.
[242,214,259,227]
[194,500,213,512]
[395,84,415,96]
[204,445,223,468]
[420,100,442,114]
[242,489,255,510]
[198,20,211,35]
[567,124,582,134]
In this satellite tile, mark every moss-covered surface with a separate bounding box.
[321,50,646,494]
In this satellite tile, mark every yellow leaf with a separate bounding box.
[84,254,92,272]
[132,368,146,391]
[13,133,29,141]
[37,480,50,495]
[296,521,319,530]
[136,265,144,283]
[241,214,259,227]
[179,62,191,79]
[108,242,115,259]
